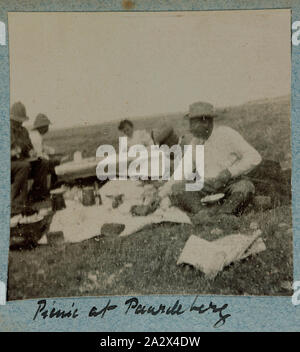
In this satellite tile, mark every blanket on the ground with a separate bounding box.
[39,180,192,244]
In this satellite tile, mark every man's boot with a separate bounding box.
[219,191,249,215]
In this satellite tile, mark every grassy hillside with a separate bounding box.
[45,95,291,167]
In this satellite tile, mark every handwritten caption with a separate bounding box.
[33,296,231,328]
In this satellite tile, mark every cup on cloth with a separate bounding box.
[82,187,96,206]
[95,192,102,205]
[50,189,66,211]
[73,151,82,162]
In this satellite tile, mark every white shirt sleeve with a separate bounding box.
[29,130,43,156]
[43,144,55,155]
[225,127,262,177]
[29,130,55,158]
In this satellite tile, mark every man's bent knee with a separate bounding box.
[11,160,30,173]
[230,180,255,196]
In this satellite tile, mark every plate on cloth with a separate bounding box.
[10,215,21,228]
[26,157,39,163]
[50,188,66,195]
[19,213,44,224]
[201,193,225,204]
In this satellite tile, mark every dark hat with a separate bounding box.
[10,102,29,122]
[184,101,217,120]
[151,126,179,147]
[33,113,51,129]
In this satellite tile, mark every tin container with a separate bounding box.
[82,187,96,206]
[51,191,66,211]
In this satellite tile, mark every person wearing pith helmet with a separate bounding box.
[10,102,49,214]
[10,102,32,159]
[159,101,262,217]
[29,113,60,189]
[30,113,54,159]
[10,101,29,122]
[11,102,33,214]
[33,113,51,131]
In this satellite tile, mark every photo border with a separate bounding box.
[0,0,299,331]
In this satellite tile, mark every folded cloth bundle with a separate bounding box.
[131,199,160,216]
[177,231,266,278]
[112,194,124,209]
[131,187,160,216]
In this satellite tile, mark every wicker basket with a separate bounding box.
[10,212,53,249]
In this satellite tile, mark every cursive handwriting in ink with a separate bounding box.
[32,296,231,328]
[33,299,79,320]
[190,296,231,328]
[124,297,186,316]
[88,299,118,318]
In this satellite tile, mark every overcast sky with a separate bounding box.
[8,10,291,129]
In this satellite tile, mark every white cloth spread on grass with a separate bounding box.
[177,232,266,278]
[55,156,99,178]
[39,180,191,244]
[55,152,164,180]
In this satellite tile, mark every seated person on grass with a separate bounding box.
[29,113,60,188]
[158,101,262,218]
[118,119,154,151]
[11,102,49,215]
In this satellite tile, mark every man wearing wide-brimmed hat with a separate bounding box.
[29,113,60,188]
[11,102,49,214]
[159,101,262,217]
[29,113,55,159]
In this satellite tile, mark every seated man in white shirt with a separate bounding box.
[118,119,154,151]
[29,114,55,159]
[159,101,262,217]
[29,113,59,188]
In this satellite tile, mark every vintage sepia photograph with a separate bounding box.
[8,10,292,300]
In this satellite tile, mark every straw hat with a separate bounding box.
[184,101,217,119]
